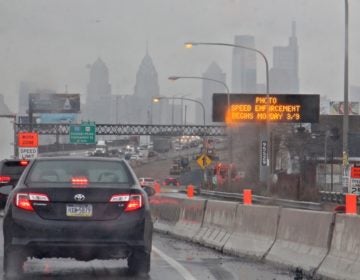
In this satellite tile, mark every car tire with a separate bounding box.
[128,250,151,275]
[3,245,26,279]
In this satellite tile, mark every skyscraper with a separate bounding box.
[201,62,226,124]
[0,94,11,115]
[133,50,160,124]
[270,21,299,94]
[18,81,33,115]
[85,58,112,123]
[231,35,257,93]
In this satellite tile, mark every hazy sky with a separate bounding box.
[1,0,359,157]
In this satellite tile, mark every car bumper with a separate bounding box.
[4,208,153,259]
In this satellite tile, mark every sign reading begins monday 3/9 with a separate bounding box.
[212,93,320,123]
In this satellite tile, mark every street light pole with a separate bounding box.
[324,131,329,191]
[153,96,207,190]
[171,99,174,125]
[185,42,270,190]
[153,96,206,128]
[168,75,233,189]
[184,42,269,94]
[342,0,350,190]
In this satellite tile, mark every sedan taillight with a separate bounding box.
[110,194,142,212]
[15,192,50,211]
[125,194,142,212]
[0,175,11,184]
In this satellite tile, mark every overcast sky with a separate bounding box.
[1,0,359,157]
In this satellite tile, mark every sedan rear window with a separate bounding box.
[1,161,29,175]
[26,160,133,185]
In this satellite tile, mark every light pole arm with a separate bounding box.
[167,97,206,127]
[188,42,269,94]
[170,76,229,94]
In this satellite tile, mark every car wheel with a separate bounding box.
[128,250,151,275]
[3,245,26,279]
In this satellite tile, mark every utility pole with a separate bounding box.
[0,114,17,158]
[342,0,350,191]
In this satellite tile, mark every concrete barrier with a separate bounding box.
[193,200,238,250]
[223,205,280,259]
[265,208,334,273]
[317,214,360,280]
[172,198,206,241]
[150,195,184,234]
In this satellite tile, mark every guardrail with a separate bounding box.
[319,191,360,205]
[319,191,345,204]
[150,194,357,279]
[200,189,323,211]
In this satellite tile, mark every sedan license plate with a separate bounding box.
[66,204,93,217]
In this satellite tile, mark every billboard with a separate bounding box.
[29,93,80,113]
[329,102,359,115]
[38,113,77,124]
[212,93,320,123]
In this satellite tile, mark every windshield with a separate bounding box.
[1,1,360,280]
[26,160,133,184]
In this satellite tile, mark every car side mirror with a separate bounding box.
[143,186,156,197]
[0,185,13,195]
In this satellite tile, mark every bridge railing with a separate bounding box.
[15,123,227,136]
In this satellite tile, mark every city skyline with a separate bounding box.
[1,0,359,114]
[232,35,257,93]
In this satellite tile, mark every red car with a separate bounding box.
[0,159,30,208]
[163,177,180,186]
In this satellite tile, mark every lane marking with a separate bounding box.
[152,246,197,280]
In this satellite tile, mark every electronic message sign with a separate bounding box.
[212,93,320,123]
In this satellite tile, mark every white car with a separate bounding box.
[130,154,140,160]
[138,177,155,188]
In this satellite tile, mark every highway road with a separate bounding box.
[0,218,294,279]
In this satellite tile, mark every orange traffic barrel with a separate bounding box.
[187,185,194,198]
[346,193,357,215]
[243,189,252,205]
[154,182,161,193]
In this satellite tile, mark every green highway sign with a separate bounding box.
[70,123,96,144]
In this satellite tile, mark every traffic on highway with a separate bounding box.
[1,0,360,279]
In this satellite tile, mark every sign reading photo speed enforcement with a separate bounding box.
[213,93,320,123]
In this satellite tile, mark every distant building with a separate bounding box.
[18,81,33,115]
[0,94,12,115]
[232,35,257,93]
[17,82,56,115]
[201,62,226,124]
[350,85,360,102]
[270,21,299,94]
[85,58,112,123]
[132,50,161,124]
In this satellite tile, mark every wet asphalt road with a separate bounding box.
[0,216,295,280]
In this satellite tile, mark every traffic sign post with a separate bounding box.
[197,153,212,170]
[348,165,360,194]
[17,132,39,160]
[18,147,38,160]
[18,132,38,147]
[69,123,96,144]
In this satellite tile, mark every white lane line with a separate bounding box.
[152,246,197,280]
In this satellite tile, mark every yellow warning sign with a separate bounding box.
[197,154,212,169]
